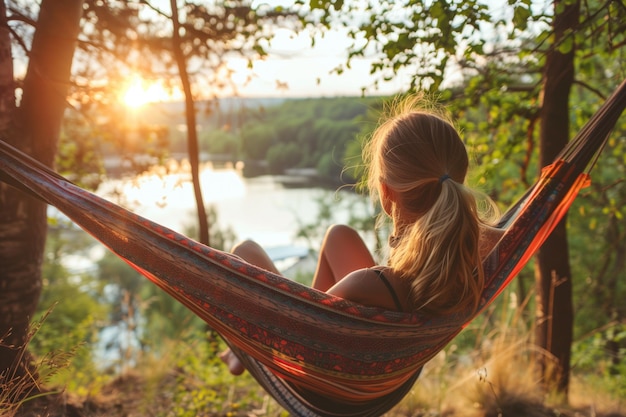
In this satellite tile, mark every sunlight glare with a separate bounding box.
[122,76,174,108]
[112,162,246,215]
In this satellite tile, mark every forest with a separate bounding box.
[120,96,382,184]
[0,1,625,416]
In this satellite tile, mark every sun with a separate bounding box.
[121,76,174,108]
[122,76,149,108]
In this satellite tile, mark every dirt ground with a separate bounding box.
[12,371,626,417]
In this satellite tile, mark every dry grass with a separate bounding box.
[0,309,70,417]
[392,291,625,417]
[5,297,625,417]
[393,347,624,417]
[9,352,626,417]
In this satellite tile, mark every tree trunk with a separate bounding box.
[534,0,580,397]
[170,0,210,246]
[0,1,12,131]
[0,0,84,381]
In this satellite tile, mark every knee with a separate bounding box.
[324,224,359,243]
[231,239,262,257]
[230,239,279,273]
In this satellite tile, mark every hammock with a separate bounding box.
[1,79,625,416]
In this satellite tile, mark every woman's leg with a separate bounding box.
[230,239,281,274]
[220,240,280,375]
[221,229,373,375]
[311,224,375,292]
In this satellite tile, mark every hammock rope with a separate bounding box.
[1,78,625,416]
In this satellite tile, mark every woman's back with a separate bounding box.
[326,224,504,313]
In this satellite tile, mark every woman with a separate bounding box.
[221,96,503,375]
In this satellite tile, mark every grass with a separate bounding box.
[0,308,69,417]
[391,291,625,417]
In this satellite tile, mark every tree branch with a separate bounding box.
[6,10,37,27]
[572,79,607,100]
[138,0,171,19]
[6,26,29,56]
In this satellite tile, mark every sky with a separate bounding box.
[222,27,412,98]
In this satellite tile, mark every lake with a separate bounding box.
[95,160,375,267]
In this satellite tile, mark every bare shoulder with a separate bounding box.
[326,268,407,311]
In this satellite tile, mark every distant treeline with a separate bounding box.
[164,96,387,184]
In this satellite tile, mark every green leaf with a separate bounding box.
[513,5,531,31]
[557,35,574,54]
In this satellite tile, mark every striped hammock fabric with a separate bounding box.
[1,79,625,416]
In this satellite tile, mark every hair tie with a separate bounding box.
[439,174,451,184]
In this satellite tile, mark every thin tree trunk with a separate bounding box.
[534,0,580,397]
[170,0,209,245]
[0,0,83,380]
[0,0,12,131]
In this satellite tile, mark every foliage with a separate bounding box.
[294,189,381,263]
[1,310,75,417]
[571,322,626,402]
[29,219,112,394]
[95,251,145,370]
[56,112,106,190]
[237,96,382,182]
[239,122,276,160]
[158,334,270,417]
[267,141,301,173]
[200,127,239,157]
[29,217,108,382]
[342,99,385,183]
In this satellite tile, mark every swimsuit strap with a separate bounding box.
[371,269,404,312]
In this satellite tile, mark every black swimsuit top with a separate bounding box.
[372,269,404,312]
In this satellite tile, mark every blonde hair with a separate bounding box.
[364,96,486,316]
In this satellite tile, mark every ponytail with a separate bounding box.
[388,180,484,315]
